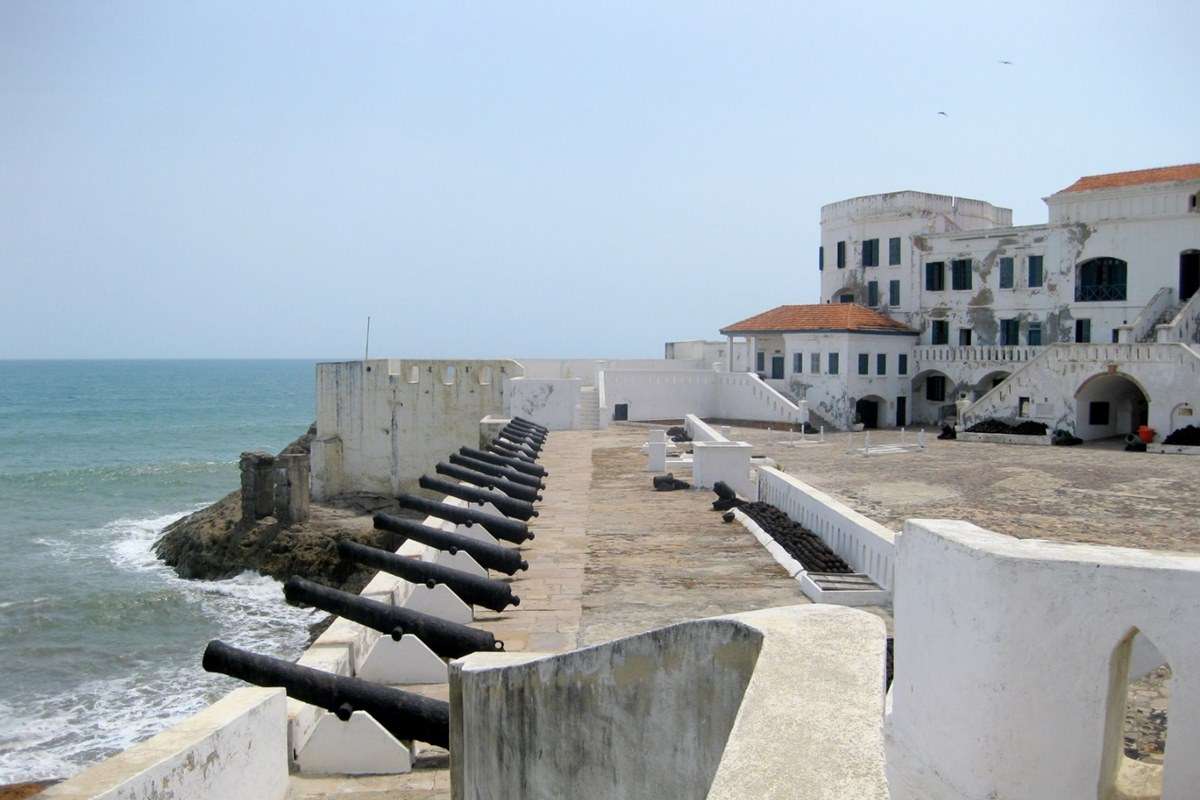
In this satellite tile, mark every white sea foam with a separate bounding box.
[0,508,316,784]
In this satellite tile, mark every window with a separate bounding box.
[837,241,846,269]
[898,354,908,375]
[925,261,945,291]
[959,329,972,346]
[877,353,887,375]
[1075,319,1091,343]
[1000,318,1019,346]
[811,353,820,374]
[999,257,1014,289]
[818,246,824,271]
[858,353,869,375]
[1028,322,1042,346]
[1028,255,1044,288]
[931,320,949,345]
[838,293,854,304]
[1112,328,1120,343]
[951,259,973,290]
[889,279,900,306]
[793,353,802,373]
[756,352,765,371]
[1089,401,1110,426]
[1076,257,1127,301]
[1019,397,1031,417]
[867,281,879,307]
[828,353,839,375]
[926,375,946,402]
[889,237,902,266]
[863,239,879,267]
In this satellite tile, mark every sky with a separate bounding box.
[2,1,1197,359]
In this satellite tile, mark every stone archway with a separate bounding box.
[1074,372,1150,441]
[854,395,886,429]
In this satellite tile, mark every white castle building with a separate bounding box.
[721,163,1200,438]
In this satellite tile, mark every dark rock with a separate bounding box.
[652,473,691,491]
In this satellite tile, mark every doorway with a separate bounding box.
[771,356,785,380]
[855,397,880,429]
[1181,250,1200,302]
[895,396,907,427]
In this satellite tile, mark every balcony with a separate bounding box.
[1075,283,1127,302]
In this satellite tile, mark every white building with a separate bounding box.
[725,163,1200,437]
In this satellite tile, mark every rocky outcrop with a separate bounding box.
[153,424,420,592]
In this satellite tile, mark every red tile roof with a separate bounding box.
[720,304,916,335]
[1056,163,1200,194]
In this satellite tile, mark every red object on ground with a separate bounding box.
[1138,425,1155,443]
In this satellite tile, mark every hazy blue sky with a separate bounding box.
[3,1,1197,359]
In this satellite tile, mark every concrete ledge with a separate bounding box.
[41,688,288,800]
[451,605,887,799]
[957,431,1053,446]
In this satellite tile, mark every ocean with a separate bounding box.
[0,360,321,784]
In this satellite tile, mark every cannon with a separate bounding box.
[512,416,548,434]
[502,424,545,445]
[490,441,537,464]
[394,493,532,544]
[337,540,520,612]
[283,576,504,657]
[448,453,544,490]
[434,462,542,503]
[494,434,538,457]
[459,447,548,479]
[499,426,544,448]
[374,513,529,575]
[202,640,451,747]
[418,475,538,521]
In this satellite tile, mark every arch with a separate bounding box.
[854,394,886,429]
[1180,249,1200,302]
[834,290,856,304]
[1076,257,1128,302]
[1170,402,1195,433]
[910,369,955,425]
[443,364,457,385]
[1073,371,1149,441]
[1099,627,1170,799]
[973,370,1012,400]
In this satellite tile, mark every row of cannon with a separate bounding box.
[202,417,550,751]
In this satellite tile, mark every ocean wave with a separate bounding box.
[0,460,239,484]
[0,508,316,784]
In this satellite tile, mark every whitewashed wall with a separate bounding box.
[887,519,1200,800]
[311,359,517,500]
[601,369,805,424]
[504,377,582,431]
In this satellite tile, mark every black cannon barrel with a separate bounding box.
[495,434,538,457]
[337,540,520,612]
[490,441,537,464]
[512,416,549,434]
[373,513,529,575]
[460,447,548,478]
[449,453,545,490]
[503,424,545,444]
[500,425,544,446]
[434,462,542,503]
[202,640,451,748]
[394,493,532,543]
[418,475,538,521]
[500,433,542,454]
[283,576,504,657]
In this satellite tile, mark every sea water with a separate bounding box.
[0,360,322,783]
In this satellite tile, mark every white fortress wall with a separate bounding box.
[887,519,1200,800]
[504,377,582,431]
[311,359,518,500]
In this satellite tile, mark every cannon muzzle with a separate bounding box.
[512,416,549,435]
[458,447,547,479]
[202,640,451,747]
[394,493,532,544]
[374,513,529,575]
[499,427,544,450]
[283,576,504,657]
[418,475,538,521]
[434,462,542,503]
[502,424,545,445]
[337,540,520,612]
[490,441,537,465]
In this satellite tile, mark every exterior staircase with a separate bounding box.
[577,386,601,430]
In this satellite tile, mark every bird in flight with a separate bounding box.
[937,111,948,117]
[998,59,1014,65]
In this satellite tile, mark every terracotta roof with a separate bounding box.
[1056,163,1200,194]
[719,304,916,335]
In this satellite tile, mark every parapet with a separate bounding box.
[820,190,1012,230]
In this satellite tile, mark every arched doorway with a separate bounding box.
[854,395,885,429]
[910,369,954,425]
[1074,372,1149,441]
[1181,250,1200,302]
[1076,257,1128,302]
[973,370,1011,400]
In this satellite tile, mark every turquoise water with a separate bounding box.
[0,360,320,783]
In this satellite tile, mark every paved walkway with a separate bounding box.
[288,426,809,799]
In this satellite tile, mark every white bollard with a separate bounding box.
[819,426,825,443]
[647,441,667,472]
[649,429,666,443]
[864,431,871,455]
